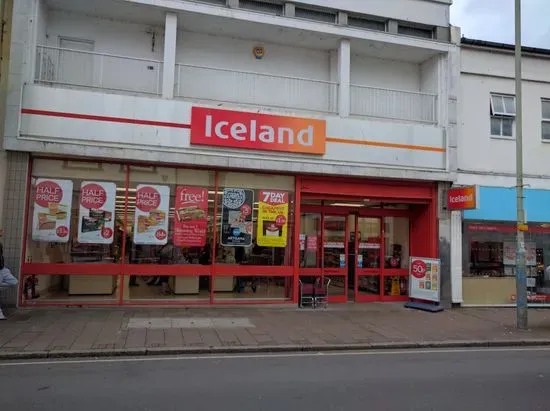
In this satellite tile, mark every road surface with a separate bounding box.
[1,347,549,410]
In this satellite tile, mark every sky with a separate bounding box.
[450,0,550,48]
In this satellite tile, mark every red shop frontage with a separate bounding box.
[19,157,438,307]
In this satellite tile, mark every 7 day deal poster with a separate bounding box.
[256,190,288,248]
[173,186,208,247]
[77,181,116,244]
[133,184,170,245]
[32,178,73,243]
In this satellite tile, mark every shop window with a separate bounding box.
[25,159,125,302]
[125,167,215,300]
[384,217,409,269]
[463,222,550,305]
[542,99,550,141]
[216,172,295,267]
[26,159,126,265]
[490,94,515,138]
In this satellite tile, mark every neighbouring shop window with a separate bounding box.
[384,217,409,269]
[216,172,295,266]
[463,222,550,304]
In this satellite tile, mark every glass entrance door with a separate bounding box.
[355,217,382,302]
[323,215,348,302]
[299,210,348,303]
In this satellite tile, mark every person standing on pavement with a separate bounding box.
[0,241,19,320]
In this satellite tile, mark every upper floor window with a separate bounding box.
[542,99,550,141]
[397,24,433,39]
[490,94,516,138]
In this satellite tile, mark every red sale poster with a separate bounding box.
[173,186,208,247]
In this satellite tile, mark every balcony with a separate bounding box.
[175,63,338,114]
[34,46,437,124]
[350,85,437,124]
[35,46,163,95]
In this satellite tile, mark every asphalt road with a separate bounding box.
[1,347,549,411]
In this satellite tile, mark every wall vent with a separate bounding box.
[398,25,434,39]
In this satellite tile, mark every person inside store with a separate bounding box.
[0,237,19,320]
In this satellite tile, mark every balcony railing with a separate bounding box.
[35,45,163,95]
[175,63,339,114]
[350,84,437,124]
[33,46,438,124]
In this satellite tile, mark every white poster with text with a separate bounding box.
[77,181,116,244]
[133,184,170,245]
[32,178,73,243]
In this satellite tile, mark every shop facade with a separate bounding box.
[2,84,451,307]
[460,186,550,306]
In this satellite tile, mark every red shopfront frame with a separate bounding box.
[19,159,296,307]
[18,158,438,307]
[297,176,439,303]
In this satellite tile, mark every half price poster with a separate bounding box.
[221,188,254,247]
[32,178,73,243]
[256,190,288,248]
[173,186,208,247]
[77,181,116,244]
[133,184,170,245]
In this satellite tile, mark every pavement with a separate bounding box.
[1,347,550,410]
[2,304,550,359]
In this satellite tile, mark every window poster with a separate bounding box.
[32,178,73,243]
[220,188,254,247]
[256,190,288,247]
[133,184,170,245]
[77,181,116,244]
[173,186,208,247]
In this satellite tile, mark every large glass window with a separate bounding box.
[463,221,550,305]
[384,217,409,269]
[124,166,215,301]
[24,159,125,302]
[215,172,295,267]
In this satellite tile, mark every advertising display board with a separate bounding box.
[408,257,441,303]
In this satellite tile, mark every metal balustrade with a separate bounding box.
[350,84,437,124]
[175,63,339,114]
[35,45,163,95]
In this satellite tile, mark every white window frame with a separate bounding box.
[490,93,516,139]
[542,99,550,141]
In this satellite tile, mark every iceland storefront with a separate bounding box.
[5,85,450,307]
[462,186,550,306]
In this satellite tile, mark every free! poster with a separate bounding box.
[173,186,208,247]
[77,181,116,244]
[32,178,73,243]
[256,190,288,247]
[220,188,254,247]
[133,184,170,245]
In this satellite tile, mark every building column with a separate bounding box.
[337,39,350,117]
[1,152,29,307]
[450,210,463,304]
[161,12,177,99]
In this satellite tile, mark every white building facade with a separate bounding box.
[1,0,459,307]
[455,38,550,306]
